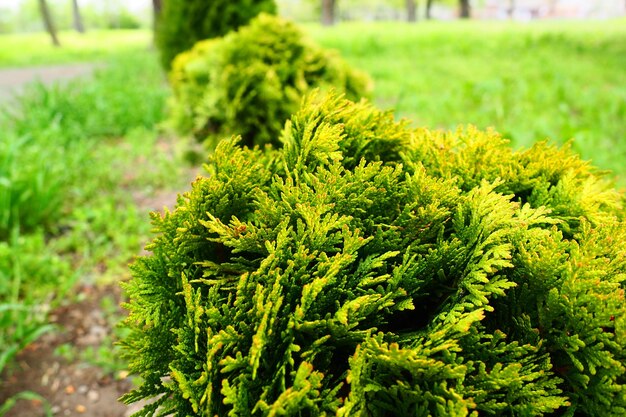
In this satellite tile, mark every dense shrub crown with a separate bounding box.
[122,93,626,416]
[168,14,372,149]
[156,0,276,69]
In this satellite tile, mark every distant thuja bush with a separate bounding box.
[156,0,277,69]
[168,14,372,149]
[122,92,626,416]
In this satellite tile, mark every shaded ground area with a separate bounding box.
[0,63,97,101]
[1,285,134,417]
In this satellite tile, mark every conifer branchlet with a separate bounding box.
[168,14,372,150]
[122,92,626,416]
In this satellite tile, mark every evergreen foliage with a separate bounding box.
[155,0,277,69]
[122,92,626,416]
[168,14,372,149]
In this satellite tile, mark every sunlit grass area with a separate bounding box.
[308,19,626,181]
[0,29,152,67]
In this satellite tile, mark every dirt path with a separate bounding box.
[1,284,136,417]
[0,63,98,101]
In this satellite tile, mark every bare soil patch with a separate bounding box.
[0,285,132,417]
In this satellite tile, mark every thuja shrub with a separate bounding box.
[168,14,372,149]
[122,92,626,416]
[155,0,276,69]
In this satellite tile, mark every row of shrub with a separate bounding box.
[156,4,372,151]
[115,4,626,416]
[123,91,626,416]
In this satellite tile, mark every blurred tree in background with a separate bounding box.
[71,0,85,33]
[303,0,463,24]
[426,0,434,18]
[38,0,60,46]
[459,0,470,17]
[152,0,162,31]
[407,0,417,21]
[321,0,337,25]
[0,0,146,35]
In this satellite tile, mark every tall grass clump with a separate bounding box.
[0,133,70,238]
[6,51,166,142]
[169,13,372,149]
[0,50,167,237]
[122,92,626,416]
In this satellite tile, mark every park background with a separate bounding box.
[0,0,625,416]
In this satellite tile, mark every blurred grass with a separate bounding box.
[0,50,168,238]
[0,47,184,404]
[2,23,623,181]
[307,19,626,182]
[0,30,152,68]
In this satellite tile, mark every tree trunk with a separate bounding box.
[425,0,434,19]
[459,0,470,18]
[71,0,85,33]
[152,0,162,33]
[406,0,417,22]
[38,0,60,46]
[507,0,515,19]
[153,0,162,15]
[321,0,336,26]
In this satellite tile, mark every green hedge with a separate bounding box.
[168,14,372,149]
[122,92,626,416]
[156,0,276,69]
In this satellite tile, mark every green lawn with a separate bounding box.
[0,30,152,67]
[308,19,626,183]
[2,24,624,182]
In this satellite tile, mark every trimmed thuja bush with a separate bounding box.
[168,14,372,149]
[122,92,626,416]
[156,0,276,69]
